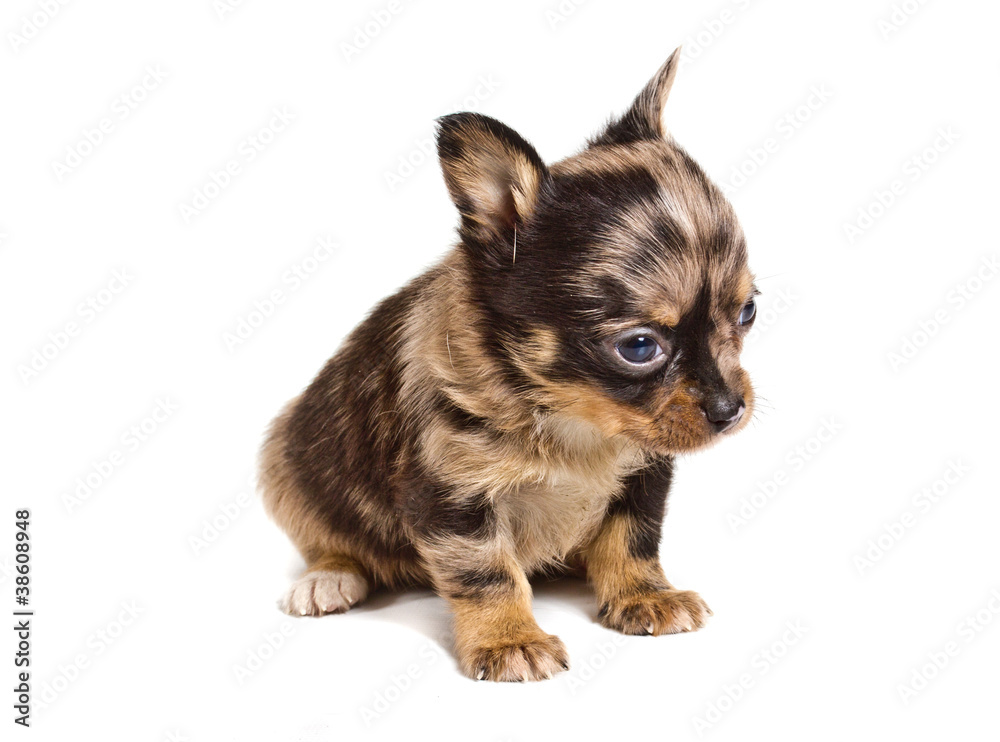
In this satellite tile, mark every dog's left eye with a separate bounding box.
[616,335,662,364]
[738,300,756,326]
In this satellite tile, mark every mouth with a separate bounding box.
[631,391,755,456]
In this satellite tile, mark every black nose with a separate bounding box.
[703,397,745,433]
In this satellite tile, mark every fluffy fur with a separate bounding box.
[260,48,756,682]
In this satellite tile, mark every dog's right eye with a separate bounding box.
[616,335,662,364]
[738,299,756,326]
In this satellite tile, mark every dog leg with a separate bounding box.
[417,533,568,682]
[586,459,711,636]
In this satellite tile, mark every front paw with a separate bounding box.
[599,589,711,636]
[462,634,570,682]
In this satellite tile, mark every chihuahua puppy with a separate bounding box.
[260,48,756,682]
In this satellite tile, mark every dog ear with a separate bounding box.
[591,47,682,146]
[436,113,548,249]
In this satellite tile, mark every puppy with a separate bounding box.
[260,48,756,682]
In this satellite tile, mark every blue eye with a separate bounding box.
[738,300,756,326]
[617,335,662,364]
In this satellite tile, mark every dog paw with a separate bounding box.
[599,589,711,636]
[279,570,369,617]
[463,634,570,682]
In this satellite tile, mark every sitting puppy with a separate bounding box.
[260,48,756,682]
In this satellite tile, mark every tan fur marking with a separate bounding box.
[520,328,560,369]
[653,306,680,328]
[551,140,675,178]
[734,271,755,305]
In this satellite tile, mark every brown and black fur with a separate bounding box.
[260,48,757,682]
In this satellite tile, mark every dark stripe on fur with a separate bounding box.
[404,479,496,541]
[446,566,518,599]
[607,456,674,559]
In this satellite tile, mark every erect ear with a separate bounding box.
[591,47,682,146]
[436,113,548,245]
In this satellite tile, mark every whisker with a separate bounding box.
[446,332,456,372]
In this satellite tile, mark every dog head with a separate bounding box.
[436,49,756,455]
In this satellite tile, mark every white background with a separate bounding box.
[2,0,998,740]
